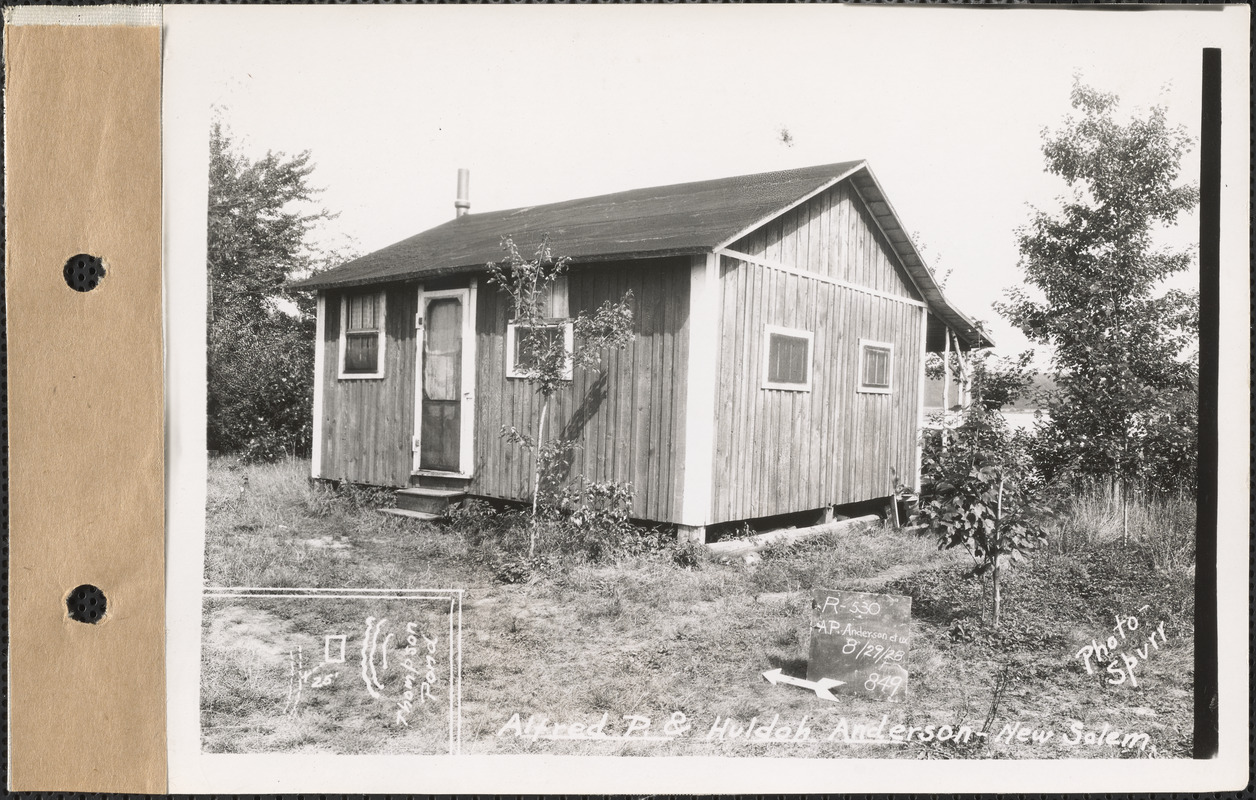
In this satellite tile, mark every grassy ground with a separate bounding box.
[202,457,1195,758]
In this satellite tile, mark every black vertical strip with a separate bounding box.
[1193,46,1220,760]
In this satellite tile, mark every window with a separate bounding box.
[506,321,574,380]
[529,275,569,321]
[506,276,572,380]
[762,325,813,391]
[858,339,893,393]
[339,290,386,379]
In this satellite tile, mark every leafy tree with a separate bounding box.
[207,119,343,461]
[997,80,1199,513]
[488,236,634,555]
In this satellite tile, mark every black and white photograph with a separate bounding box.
[162,5,1249,793]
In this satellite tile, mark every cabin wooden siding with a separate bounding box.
[470,257,691,523]
[317,283,418,487]
[726,180,924,297]
[710,181,926,523]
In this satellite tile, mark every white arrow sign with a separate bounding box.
[762,668,845,702]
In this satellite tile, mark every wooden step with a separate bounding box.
[395,487,466,516]
[410,471,472,492]
[380,507,442,522]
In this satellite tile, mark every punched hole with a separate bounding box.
[67,584,107,623]
[63,253,106,292]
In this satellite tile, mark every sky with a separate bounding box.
[166,4,1248,361]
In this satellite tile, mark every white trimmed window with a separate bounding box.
[762,325,813,391]
[506,321,574,380]
[858,339,893,394]
[338,290,386,379]
[506,276,572,380]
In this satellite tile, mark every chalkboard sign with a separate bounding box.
[806,588,912,703]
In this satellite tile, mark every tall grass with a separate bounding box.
[205,456,425,587]
[1048,485,1195,573]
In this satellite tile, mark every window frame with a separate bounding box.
[761,324,814,392]
[505,320,574,381]
[857,338,894,394]
[505,274,573,381]
[337,289,387,380]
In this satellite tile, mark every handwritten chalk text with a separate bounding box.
[496,710,1154,754]
[1075,612,1169,687]
[395,622,438,727]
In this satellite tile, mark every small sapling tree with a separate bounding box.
[914,391,1050,628]
[488,236,634,555]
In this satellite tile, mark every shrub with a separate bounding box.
[336,481,395,511]
[541,479,675,563]
[448,482,667,570]
[548,479,636,561]
[493,556,536,585]
[447,499,532,555]
[209,310,315,463]
[671,539,705,570]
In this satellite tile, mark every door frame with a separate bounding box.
[412,281,477,476]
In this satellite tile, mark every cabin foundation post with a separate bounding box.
[677,524,707,545]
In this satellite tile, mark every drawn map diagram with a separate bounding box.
[200,588,462,754]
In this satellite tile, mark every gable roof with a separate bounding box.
[291,161,992,348]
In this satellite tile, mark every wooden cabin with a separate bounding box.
[290,161,992,541]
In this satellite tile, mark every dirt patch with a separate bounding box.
[300,535,352,550]
[203,604,294,659]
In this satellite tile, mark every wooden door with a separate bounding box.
[419,293,464,472]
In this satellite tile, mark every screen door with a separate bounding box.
[419,295,463,471]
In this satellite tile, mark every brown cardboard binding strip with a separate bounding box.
[5,25,165,792]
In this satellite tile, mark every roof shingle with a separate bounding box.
[289,160,992,348]
[290,161,863,290]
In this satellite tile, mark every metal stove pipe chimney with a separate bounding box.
[454,168,470,217]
